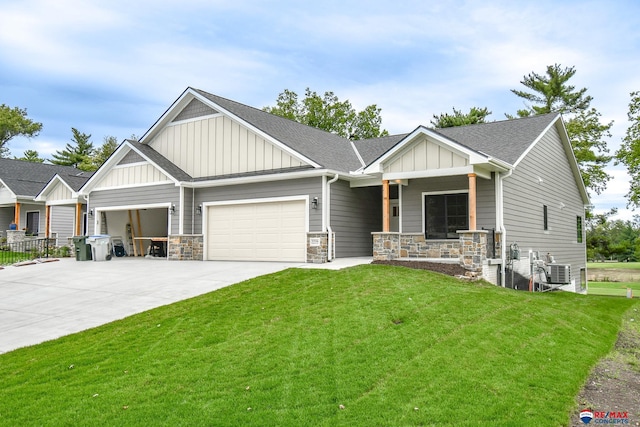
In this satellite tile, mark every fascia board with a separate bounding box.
[79,142,132,194]
[139,88,193,143]
[80,141,181,195]
[189,91,321,169]
[180,168,340,189]
[35,174,76,202]
[0,178,17,198]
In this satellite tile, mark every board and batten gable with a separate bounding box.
[502,122,586,282]
[330,179,382,257]
[44,182,73,203]
[93,160,173,190]
[193,177,323,234]
[148,108,309,179]
[383,135,469,174]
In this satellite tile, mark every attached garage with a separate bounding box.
[206,198,307,262]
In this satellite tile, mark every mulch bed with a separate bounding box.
[372,260,467,276]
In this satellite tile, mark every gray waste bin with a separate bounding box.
[72,236,92,261]
[87,235,112,261]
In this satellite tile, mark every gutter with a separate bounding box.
[326,173,339,261]
[497,168,513,287]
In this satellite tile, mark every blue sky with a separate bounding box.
[1,0,639,219]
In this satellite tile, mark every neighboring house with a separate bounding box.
[79,87,589,291]
[0,158,92,245]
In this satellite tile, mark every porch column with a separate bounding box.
[468,173,477,230]
[14,202,20,228]
[75,202,82,236]
[382,179,390,232]
[45,205,51,238]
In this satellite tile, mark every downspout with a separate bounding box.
[191,187,195,235]
[326,173,339,261]
[497,169,513,287]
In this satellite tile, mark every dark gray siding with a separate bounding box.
[194,177,323,233]
[503,124,586,282]
[401,175,495,233]
[50,206,75,242]
[330,179,382,257]
[88,184,180,234]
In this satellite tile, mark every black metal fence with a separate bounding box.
[0,237,63,266]
[482,227,496,259]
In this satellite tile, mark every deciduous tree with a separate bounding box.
[264,88,388,140]
[0,104,43,157]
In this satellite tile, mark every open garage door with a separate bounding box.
[207,199,306,262]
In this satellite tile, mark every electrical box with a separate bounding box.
[548,264,571,284]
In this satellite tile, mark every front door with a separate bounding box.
[26,211,40,236]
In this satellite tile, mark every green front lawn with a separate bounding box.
[588,281,640,298]
[587,261,640,270]
[0,250,31,265]
[0,265,636,426]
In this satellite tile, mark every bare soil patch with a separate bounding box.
[371,260,467,276]
[569,321,640,426]
[588,268,640,282]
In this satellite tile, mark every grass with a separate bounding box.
[0,265,637,426]
[0,249,31,266]
[588,282,640,298]
[587,262,640,270]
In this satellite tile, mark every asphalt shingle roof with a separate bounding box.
[0,158,92,197]
[127,140,193,182]
[434,113,558,165]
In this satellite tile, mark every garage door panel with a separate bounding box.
[207,200,306,262]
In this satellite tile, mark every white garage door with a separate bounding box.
[207,199,306,262]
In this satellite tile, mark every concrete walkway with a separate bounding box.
[0,256,371,354]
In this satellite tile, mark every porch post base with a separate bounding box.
[457,230,489,278]
[168,234,203,260]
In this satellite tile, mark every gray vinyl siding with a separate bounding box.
[20,203,45,236]
[193,177,323,233]
[503,125,586,282]
[401,175,495,233]
[50,206,75,243]
[330,179,382,257]
[88,184,180,235]
[182,188,195,234]
[0,208,14,238]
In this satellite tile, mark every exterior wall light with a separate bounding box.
[311,197,319,209]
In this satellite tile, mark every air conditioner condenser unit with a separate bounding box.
[548,264,571,284]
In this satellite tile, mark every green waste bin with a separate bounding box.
[72,236,92,261]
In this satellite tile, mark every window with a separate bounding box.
[577,216,583,243]
[543,205,548,230]
[424,193,468,239]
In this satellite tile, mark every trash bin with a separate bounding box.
[87,235,112,261]
[72,236,92,261]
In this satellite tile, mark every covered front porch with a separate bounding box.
[357,126,510,283]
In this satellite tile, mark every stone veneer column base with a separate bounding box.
[6,230,26,244]
[168,234,203,260]
[457,230,488,278]
[307,232,334,263]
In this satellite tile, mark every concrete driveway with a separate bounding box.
[0,256,372,354]
[0,257,303,354]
